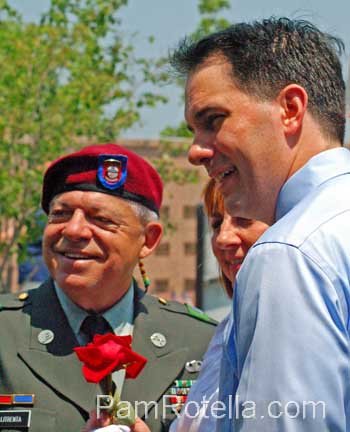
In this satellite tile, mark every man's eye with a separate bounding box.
[205,114,224,130]
[50,210,64,216]
[94,216,111,224]
[93,216,121,229]
[48,210,69,221]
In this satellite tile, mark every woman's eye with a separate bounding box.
[236,217,252,227]
[211,219,223,230]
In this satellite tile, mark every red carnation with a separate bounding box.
[74,333,147,383]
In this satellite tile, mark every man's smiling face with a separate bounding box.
[43,190,146,306]
[185,57,292,224]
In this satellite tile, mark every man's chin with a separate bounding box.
[57,278,102,311]
[55,273,97,293]
[225,197,259,221]
[225,196,245,218]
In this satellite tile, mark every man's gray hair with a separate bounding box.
[126,199,159,225]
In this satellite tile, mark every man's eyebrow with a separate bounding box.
[89,206,113,215]
[194,107,213,122]
[186,105,219,131]
[195,104,225,124]
[49,201,70,210]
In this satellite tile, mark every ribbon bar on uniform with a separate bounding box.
[0,395,35,405]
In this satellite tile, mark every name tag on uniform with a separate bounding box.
[0,410,31,428]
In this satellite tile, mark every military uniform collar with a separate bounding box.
[54,281,134,343]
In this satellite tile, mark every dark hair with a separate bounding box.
[170,17,346,143]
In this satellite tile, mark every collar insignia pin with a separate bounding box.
[37,329,54,345]
[150,332,167,348]
[185,360,202,373]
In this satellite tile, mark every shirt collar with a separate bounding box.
[275,147,350,221]
[54,281,134,338]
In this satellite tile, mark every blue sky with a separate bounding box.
[9,0,350,139]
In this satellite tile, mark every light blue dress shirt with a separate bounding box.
[218,148,350,431]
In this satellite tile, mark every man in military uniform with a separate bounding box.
[0,144,216,432]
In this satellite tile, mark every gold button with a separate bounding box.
[18,292,29,301]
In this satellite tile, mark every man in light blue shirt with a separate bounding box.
[170,17,350,430]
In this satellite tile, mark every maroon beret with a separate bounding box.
[41,144,163,215]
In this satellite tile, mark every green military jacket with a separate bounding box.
[0,279,216,432]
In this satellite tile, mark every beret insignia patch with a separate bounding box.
[98,154,128,190]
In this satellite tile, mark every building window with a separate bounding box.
[183,205,197,219]
[184,279,195,292]
[183,278,196,305]
[160,205,170,219]
[155,242,170,256]
[184,242,196,255]
[154,279,169,293]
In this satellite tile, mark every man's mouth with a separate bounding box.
[218,167,237,181]
[217,167,237,182]
[58,251,97,260]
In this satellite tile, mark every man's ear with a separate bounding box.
[277,84,308,136]
[139,222,163,259]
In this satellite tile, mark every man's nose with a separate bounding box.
[188,143,214,166]
[62,210,92,241]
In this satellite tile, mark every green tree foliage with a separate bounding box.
[195,0,231,37]
[0,0,167,291]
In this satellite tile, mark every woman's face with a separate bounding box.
[210,211,268,283]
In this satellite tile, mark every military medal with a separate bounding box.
[167,380,197,413]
